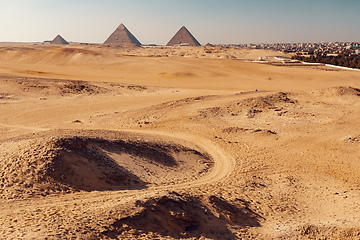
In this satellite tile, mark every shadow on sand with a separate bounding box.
[102,192,262,239]
[48,137,196,191]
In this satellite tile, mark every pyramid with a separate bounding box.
[51,35,69,44]
[166,26,201,46]
[104,23,141,45]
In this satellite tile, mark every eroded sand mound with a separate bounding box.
[313,86,360,98]
[198,92,297,119]
[0,131,212,199]
[0,76,151,99]
[100,191,261,239]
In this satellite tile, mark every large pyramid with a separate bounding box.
[51,35,69,44]
[166,26,201,46]
[104,23,141,46]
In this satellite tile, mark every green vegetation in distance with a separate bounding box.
[293,50,360,69]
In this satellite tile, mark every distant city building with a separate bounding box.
[236,41,360,56]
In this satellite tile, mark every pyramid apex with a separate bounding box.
[166,26,201,46]
[117,23,126,30]
[104,23,141,46]
[51,34,69,44]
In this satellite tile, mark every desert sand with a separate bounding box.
[1,43,360,239]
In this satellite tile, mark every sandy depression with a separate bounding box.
[0,43,360,239]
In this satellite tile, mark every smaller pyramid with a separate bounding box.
[104,23,141,46]
[51,35,69,44]
[166,26,201,46]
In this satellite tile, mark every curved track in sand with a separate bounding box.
[0,126,235,210]
[122,129,235,190]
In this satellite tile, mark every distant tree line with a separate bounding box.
[292,50,360,69]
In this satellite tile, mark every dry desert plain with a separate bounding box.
[0,43,360,239]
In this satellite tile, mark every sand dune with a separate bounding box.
[1,44,360,91]
[1,44,360,239]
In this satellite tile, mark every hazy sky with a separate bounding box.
[1,0,359,44]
